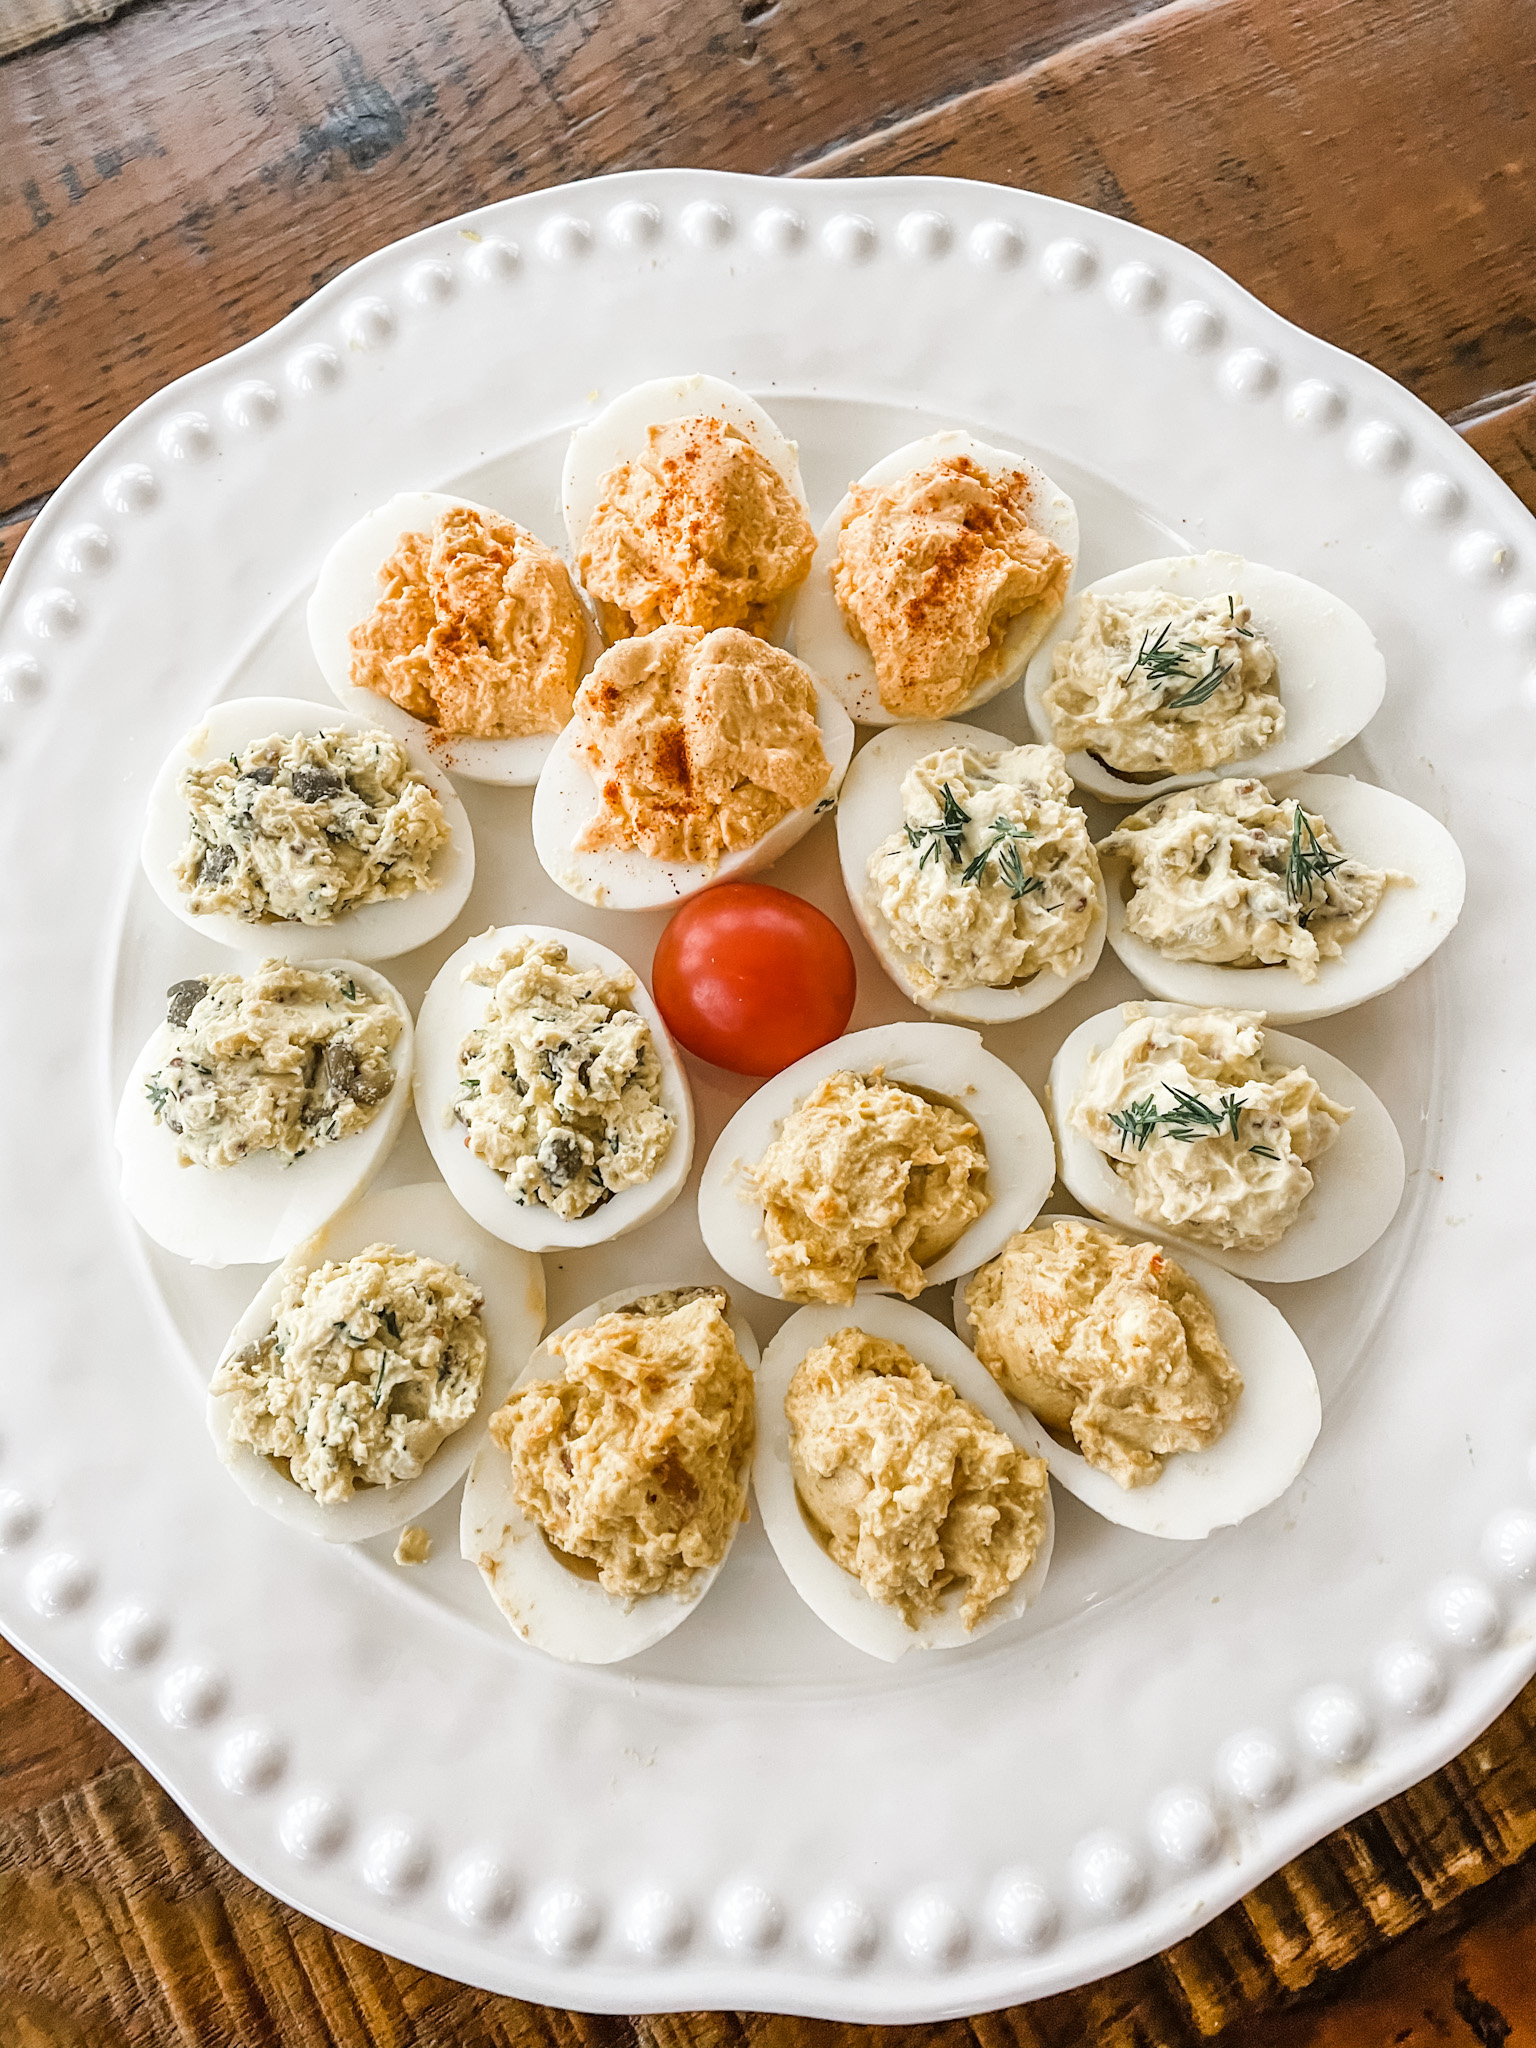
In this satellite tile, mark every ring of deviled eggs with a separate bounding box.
[698,1021,1056,1301]
[308,490,603,785]
[1098,771,1466,1024]
[754,1296,1055,1661]
[1049,1001,1406,1283]
[413,924,695,1254]
[207,1181,544,1542]
[1024,551,1386,804]
[953,1217,1321,1540]
[115,958,414,1268]
[140,695,474,962]
[459,1282,760,1664]
[790,430,1080,726]
[835,718,1107,1022]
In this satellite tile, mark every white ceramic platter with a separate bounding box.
[0,169,1531,2022]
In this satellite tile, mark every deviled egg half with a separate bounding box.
[836,718,1106,1022]
[460,1281,759,1663]
[1025,550,1386,804]
[1097,771,1465,1024]
[414,924,694,1253]
[1049,1001,1405,1283]
[699,1020,1055,1303]
[755,1295,1054,1661]
[790,429,1079,726]
[955,1215,1320,1540]
[116,958,413,1268]
[309,490,601,785]
[140,695,474,962]
[207,1180,544,1542]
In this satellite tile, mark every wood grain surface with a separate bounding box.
[3,0,1535,2038]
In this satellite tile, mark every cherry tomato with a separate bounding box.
[652,883,857,1077]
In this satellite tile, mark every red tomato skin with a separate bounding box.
[652,883,857,1077]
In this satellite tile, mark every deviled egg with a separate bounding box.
[1097,772,1466,1024]
[754,1295,1054,1661]
[460,1282,758,1663]
[835,718,1106,1022]
[699,1021,1055,1303]
[531,625,854,910]
[207,1180,544,1542]
[414,924,694,1253]
[309,491,600,785]
[790,429,1079,726]
[1049,1002,1405,1282]
[955,1216,1320,1540]
[1025,550,1385,803]
[562,372,815,642]
[140,696,474,961]
[116,958,413,1268]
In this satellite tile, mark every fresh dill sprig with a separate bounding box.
[1248,1143,1280,1161]
[1126,622,1208,688]
[1155,1084,1247,1143]
[996,839,1046,902]
[1285,802,1346,904]
[1227,595,1254,639]
[1108,1095,1159,1151]
[958,817,1031,886]
[1162,654,1235,710]
[905,781,972,868]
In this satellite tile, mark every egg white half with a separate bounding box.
[140,695,475,962]
[954,1216,1320,1540]
[754,1295,1055,1662]
[459,1281,760,1664]
[789,430,1080,727]
[115,958,413,1269]
[307,490,602,786]
[1100,771,1466,1025]
[835,717,1107,1022]
[1048,1001,1406,1282]
[699,1020,1056,1301]
[413,923,695,1253]
[1024,551,1386,803]
[530,681,854,910]
[206,1181,544,1542]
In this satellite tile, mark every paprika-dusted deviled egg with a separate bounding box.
[140,696,474,961]
[460,1281,758,1663]
[790,430,1079,726]
[699,1021,1055,1303]
[531,627,854,910]
[116,958,414,1268]
[1049,1001,1405,1283]
[836,718,1107,1022]
[755,1295,1054,1661]
[955,1216,1320,1540]
[414,924,694,1253]
[207,1181,544,1542]
[1025,550,1386,803]
[1097,771,1465,1024]
[562,372,815,642]
[308,490,601,785]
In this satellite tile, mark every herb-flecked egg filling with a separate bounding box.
[454,937,675,1220]
[174,726,449,926]
[212,1242,487,1503]
[1098,777,1403,982]
[145,962,401,1170]
[868,740,1100,995]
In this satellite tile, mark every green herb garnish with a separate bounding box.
[1285,803,1345,905]
[1248,1144,1280,1160]
[1108,1095,1159,1151]
[905,782,971,868]
[1162,654,1234,710]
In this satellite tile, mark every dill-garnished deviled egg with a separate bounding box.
[835,718,1106,1021]
[308,491,601,784]
[207,1181,544,1542]
[115,958,414,1268]
[140,696,474,962]
[460,1282,758,1663]
[955,1216,1320,1540]
[414,924,694,1253]
[1049,1002,1405,1282]
[754,1295,1054,1661]
[1025,550,1386,803]
[1097,772,1465,1024]
[790,430,1079,726]
[699,1021,1055,1303]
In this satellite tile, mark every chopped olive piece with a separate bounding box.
[290,765,344,803]
[322,1039,359,1096]
[199,844,235,886]
[166,979,210,1028]
[240,765,276,786]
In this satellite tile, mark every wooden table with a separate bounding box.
[4,1,1535,2038]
